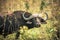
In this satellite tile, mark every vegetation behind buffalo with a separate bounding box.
[0,0,60,40]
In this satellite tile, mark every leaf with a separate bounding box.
[40,0,47,10]
[25,2,29,10]
[40,1,44,10]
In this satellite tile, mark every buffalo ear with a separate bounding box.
[40,18,47,24]
[26,21,32,24]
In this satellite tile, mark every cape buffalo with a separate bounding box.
[0,11,48,39]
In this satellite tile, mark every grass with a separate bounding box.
[0,0,59,40]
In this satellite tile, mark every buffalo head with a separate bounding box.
[22,11,48,28]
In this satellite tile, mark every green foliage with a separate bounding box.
[40,0,46,10]
[40,0,48,11]
[25,2,29,10]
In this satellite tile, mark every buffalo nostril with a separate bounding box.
[37,25,41,27]
[39,25,41,27]
[41,22,47,24]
